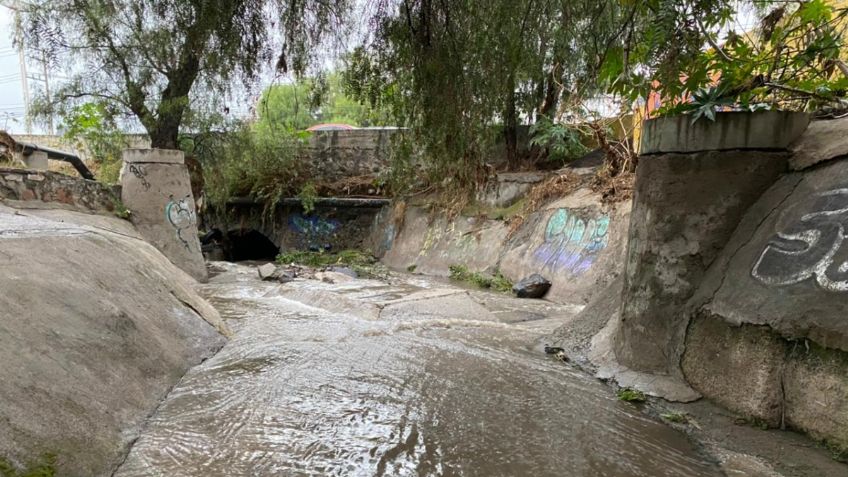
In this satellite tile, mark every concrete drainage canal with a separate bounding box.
[114,262,721,476]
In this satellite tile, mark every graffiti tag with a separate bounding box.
[534,208,610,276]
[290,214,339,251]
[128,164,151,191]
[752,188,848,292]
[165,194,197,251]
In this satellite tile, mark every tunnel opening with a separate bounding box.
[224,229,279,262]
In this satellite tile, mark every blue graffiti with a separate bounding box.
[289,214,340,251]
[533,208,610,276]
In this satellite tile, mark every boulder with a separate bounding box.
[258,263,278,280]
[513,274,552,298]
[330,266,358,278]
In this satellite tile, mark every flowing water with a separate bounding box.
[115,263,722,476]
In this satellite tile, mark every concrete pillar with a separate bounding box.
[23,150,48,170]
[120,148,207,282]
[613,112,807,375]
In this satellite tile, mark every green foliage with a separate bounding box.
[529,118,590,163]
[196,121,308,212]
[275,249,385,277]
[448,264,512,293]
[25,0,350,149]
[59,102,127,183]
[614,1,848,119]
[406,264,417,273]
[616,388,647,403]
[255,74,391,132]
[0,454,56,477]
[344,0,640,192]
[297,183,318,215]
[660,412,689,424]
[112,198,131,220]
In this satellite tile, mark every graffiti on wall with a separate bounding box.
[534,208,610,276]
[165,194,197,251]
[752,187,848,292]
[290,214,340,251]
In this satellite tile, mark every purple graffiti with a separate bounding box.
[533,208,610,276]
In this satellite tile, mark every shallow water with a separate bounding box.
[116,263,721,476]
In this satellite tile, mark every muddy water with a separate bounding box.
[116,263,721,476]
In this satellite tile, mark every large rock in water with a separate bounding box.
[0,204,229,476]
[513,274,552,298]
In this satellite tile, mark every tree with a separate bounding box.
[23,0,349,149]
[254,73,391,132]
[344,0,737,187]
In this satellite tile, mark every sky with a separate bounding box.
[0,2,762,135]
[0,6,28,133]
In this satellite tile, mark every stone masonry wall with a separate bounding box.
[0,167,120,214]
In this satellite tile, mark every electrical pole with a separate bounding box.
[7,0,31,134]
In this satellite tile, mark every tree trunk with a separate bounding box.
[504,76,519,170]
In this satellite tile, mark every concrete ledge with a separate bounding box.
[641,111,810,154]
[122,148,185,165]
[789,117,848,170]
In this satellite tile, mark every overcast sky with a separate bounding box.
[0,6,28,133]
[0,2,761,135]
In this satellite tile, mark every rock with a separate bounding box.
[330,266,358,278]
[315,271,356,284]
[258,263,278,280]
[513,274,552,298]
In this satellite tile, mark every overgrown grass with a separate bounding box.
[660,411,689,424]
[0,454,56,477]
[276,249,387,278]
[448,264,512,293]
[112,198,131,220]
[194,123,309,214]
[616,388,647,403]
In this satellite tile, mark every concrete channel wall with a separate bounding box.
[0,178,229,475]
[379,178,631,307]
[378,113,848,452]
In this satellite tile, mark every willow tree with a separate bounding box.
[23,0,349,149]
[344,0,737,185]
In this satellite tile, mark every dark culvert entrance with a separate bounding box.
[224,229,279,262]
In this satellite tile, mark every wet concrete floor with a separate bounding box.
[115,262,723,476]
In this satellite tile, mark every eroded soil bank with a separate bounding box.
[116,263,846,476]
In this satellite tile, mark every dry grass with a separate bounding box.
[507,171,583,237]
[316,174,383,197]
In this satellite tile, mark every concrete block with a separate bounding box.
[614,150,787,373]
[641,111,809,154]
[681,314,786,427]
[790,117,848,171]
[784,342,848,450]
[23,150,48,170]
[120,149,207,282]
[122,148,185,165]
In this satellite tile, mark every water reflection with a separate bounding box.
[115,263,720,476]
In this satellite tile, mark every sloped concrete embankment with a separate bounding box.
[0,197,229,475]
[680,120,848,452]
[381,186,630,308]
[608,112,848,453]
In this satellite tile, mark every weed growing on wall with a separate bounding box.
[448,264,513,293]
[193,122,308,213]
[616,388,647,403]
[0,454,56,477]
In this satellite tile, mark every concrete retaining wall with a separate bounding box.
[0,167,120,214]
[120,149,207,282]
[679,140,848,448]
[613,150,789,374]
[380,185,631,307]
